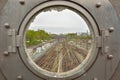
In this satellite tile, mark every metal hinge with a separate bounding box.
[102,29,110,54]
[97,28,110,54]
[8,29,21,53]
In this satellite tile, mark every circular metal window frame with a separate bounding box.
[18,1,99,79]
[24,5,95,75]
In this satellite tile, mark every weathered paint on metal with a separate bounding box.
[0,0,120,80]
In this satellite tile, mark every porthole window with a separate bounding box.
[23,6,94,77]
[19,2,99,78]
[1,0,120,80]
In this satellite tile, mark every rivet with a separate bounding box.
[19,0,25,5]
[4,23,10,29]
[107,54,113,60]
[4,51,9,56]
[109,27,114,33]
[17,75,23,80]
[93,77,98,80]
[96,2,102,8]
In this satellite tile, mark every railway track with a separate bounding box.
[35,39,88,73]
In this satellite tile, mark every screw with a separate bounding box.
[4,51,9,56]
[4,23,10,29]
[109,27,114,33]
[107,54,113,60]
[96,2,102,8]
[17,75,23,80]
[93,77,98,80]
[19,0,25,5]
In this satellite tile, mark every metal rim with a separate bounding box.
[18,1,99,79]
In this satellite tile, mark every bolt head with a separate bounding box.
[19,0,25,5]
[4,51,9,56]
[107,54,113,59]
[94,77,98,80]
[17,75,23,80]
[96,2,102,8]
[4,23,10,29]
[109,27,114,32]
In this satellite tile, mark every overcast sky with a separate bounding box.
[28,9,90,34]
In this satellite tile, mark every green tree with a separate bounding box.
[26,30,51,47]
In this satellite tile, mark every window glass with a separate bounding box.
[25,6,93,73]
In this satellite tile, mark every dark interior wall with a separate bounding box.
[109,0,120,80]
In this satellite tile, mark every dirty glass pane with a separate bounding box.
[25,6,93,73]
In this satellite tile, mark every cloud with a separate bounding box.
[28,9,90,34]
